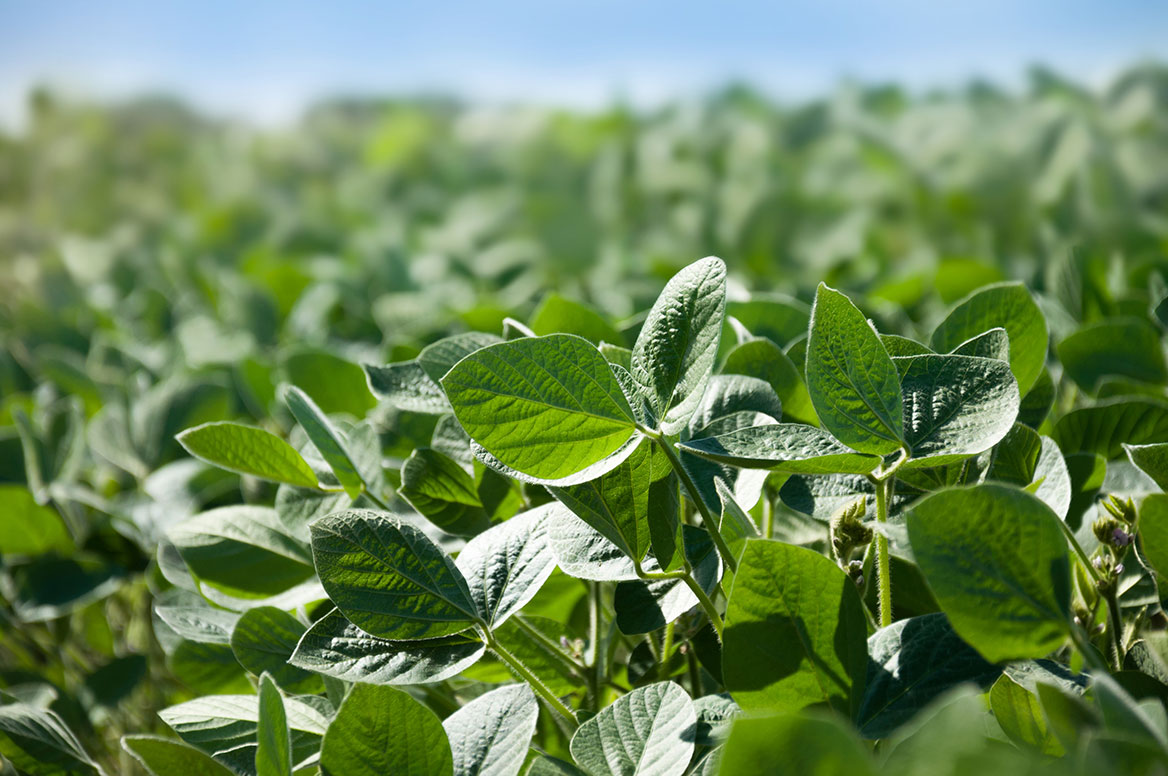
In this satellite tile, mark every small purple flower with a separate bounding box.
[1112,527,1133,547]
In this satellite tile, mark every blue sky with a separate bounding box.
[1,1,1166,124]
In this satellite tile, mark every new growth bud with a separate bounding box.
[831,499,872,565]
[1102,494,1137,526]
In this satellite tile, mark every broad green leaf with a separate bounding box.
[949,327,1010,360]
[283,348,376,417]
[685,374,782,433]
[275,484,349,545]
[1053,398,1168,458]
[0,701,102,775]
[176,421,319,488]
[989,675,1063,756]
[723,539,868,715]
[122,735,236,776]
[1092,672,1168,752]
[472,433,644,488]
[1017,368,1055,428]
[548,438,678,570]
[531,293,623,345]
[631,256,727,434]
[569,681,696,776]
[716,713,875,776]
[806,284,904,455]
[544,505,638,581]
[364,361,449,414]
[289,609,485,685]
[614,525,720,635]
[321,684,452,776]
[168,641,251,695]
[155,605,238,645]
[256,674,293,776]
[282,385,364,498]
[311,510,481,639]
[230,607,322,693]
[442,684,538,776]
[454,507,556,628]
[987,424,1073,518]
[418,332,504,384]
[442,334,638,481]
[857,613,1000,738]
[930,282,1047,394]
[168,506,313,599]
[399,448,494,537]
[0,484,73,556]
[722,338,816,425]
[678,423,880,474]
[1057,317,1167,392]
[1137,493,1168,579]
[1125,443,1168,491]
[906,484,1071,662]
[880,334,933,358]
[898,354,1019,467]
[159,694,328,763]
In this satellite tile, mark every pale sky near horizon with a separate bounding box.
[1,0,1166,126]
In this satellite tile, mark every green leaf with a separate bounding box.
[1054,398,1168,458]
[0,701,102,775]
[176,421,319,488]
[418,332,505,384]
[857,613,1000,738]
[1137,493,1168,579]
[311,509,480,639]
[364,361,449,414]
[716,713,875,776]
[723,539,868,716]
[806,284,904,455]
[1057,317,1168,392]
[399,448,494,537]
[122,735,236,776]
[631,256,727,434]
[256,674,293,776]
[569,682,696,776]
[906,484,1071,662]
[230,607,322,693]
[722,338,816,425]
[897,354,1019,467]
[159,694,328,764]
[156,605,238,645]
[987,425,1072,518]
[989,674,1064,756]
[442,334,638,481]
[0,484,73,556]
[168,506,313,599]
[283,348,376,417]
[725,295,810,349]
[548,438,676,568]
[930,282,1047,394]
[1125,443,1168,491]
[454,507,556,628]
[544,505,638,581]
[289,609,485,685]
[949,327,1010,360]
[531,293,623,345]
[282,385,365,499]
[442,684,538,776]
[1018,369,1055,429]
[678,423,880,474]
[321,685,452,776]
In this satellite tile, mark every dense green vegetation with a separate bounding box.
[4,64,1168,775]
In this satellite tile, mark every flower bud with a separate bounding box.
[831,499,872,563]
[1103,494,1137,526]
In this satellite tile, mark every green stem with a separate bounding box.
[485,631,578,726]
[1057,518,1104,585]
[1104,586,1125,671]
[637,563,725,640]
[644,428,738,574]
[762,491,774,540]
[587,582,602,711]
[872,476,893,628]
[661,622,675,660]
[510,617,588,680]
[686,642,703,697]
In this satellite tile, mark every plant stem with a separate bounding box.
[587,582,601,711]
[484,631,578,726]
[686,643,703,697]
[1104,586,1125,671]
[872,476,893,628]
[643,428,738,574]
[1057,518,1104,585]
[762,491,774,540]
[661,621,675,660]
[638,564,725,640]
[1070,623,1110,673]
